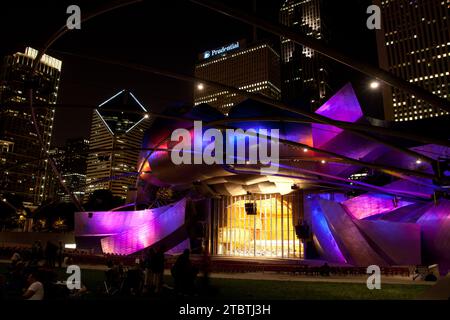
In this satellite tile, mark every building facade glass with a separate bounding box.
[0,47,62,205]
[375,0,450,121]
[85,90,151,201]
[279,0,328,110]
[194,42,281,114]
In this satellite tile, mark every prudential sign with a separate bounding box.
[202,41,240,60]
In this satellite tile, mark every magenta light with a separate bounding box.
[100,199,187,255]
[342,193,413,220]
[312,84,363,148]
[75,205,169,237]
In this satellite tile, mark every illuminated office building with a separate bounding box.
[62,138,89,202]
[85,90,151,200]
[0,47,62,205]
[279,0,328,110]
[375,0,450,121]
[194,40,281,114]
[48,138,89,202]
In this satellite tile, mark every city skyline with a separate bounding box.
[1,0,450,306]
[1,0,381,146]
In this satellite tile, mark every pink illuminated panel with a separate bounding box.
[75,205,170,237]
[100,199,187,255]
[342,194,413,220]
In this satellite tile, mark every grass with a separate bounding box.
[207,278,428,300]
[1,263,429,300]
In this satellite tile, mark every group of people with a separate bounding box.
[1,242,205,300]
[15,241,65,269]
[3,256,72,300]
[104,246,166,296]
[103,247,200,297]
[1,241,80,300]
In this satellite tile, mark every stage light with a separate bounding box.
[321,160,326,164]
[197,83,204,90]
[416,159,422,164]
[303,148,308,152]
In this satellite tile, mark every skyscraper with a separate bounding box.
[194,40,281,114]
[375,0,450,121]
[279,0,328,110]
[85,90,151,200]
[0,47,62,205]
[48,138,89,202]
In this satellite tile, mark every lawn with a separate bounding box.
[0,263,429,300]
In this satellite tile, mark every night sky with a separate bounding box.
[0,0,379,146]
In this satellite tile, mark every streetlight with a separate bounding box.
[370,81,380,90]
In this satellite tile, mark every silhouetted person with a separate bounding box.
[45,241,57,268]
[105,260,121,295]
[124,263,143,296]
[320,263,331,276]
[143,248,155,291]
[36,241,44,261]
[0,274,5,300]
[198,248,216,296]
[425,272,437,282]
[172,249,197,294]
[31,241,39,262]
[151,246,165,293]
[57,241,64,268]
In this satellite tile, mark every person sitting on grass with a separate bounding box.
[11,251,22,267]
[23,271,44,300]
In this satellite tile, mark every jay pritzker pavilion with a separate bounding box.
[75,84,450,275]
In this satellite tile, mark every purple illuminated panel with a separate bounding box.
[417,200,450,274]
[306,198,347,264]
[312,84,363,148]
[354,219,421,265]
[167,239,191,255]
[319,199,387,266]
[342,193,413,220]
[75,205,169,237]
[101,199,187,255]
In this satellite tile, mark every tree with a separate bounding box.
[84,189,124,211]
[32,201,78,231]
[0,193,24,230]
